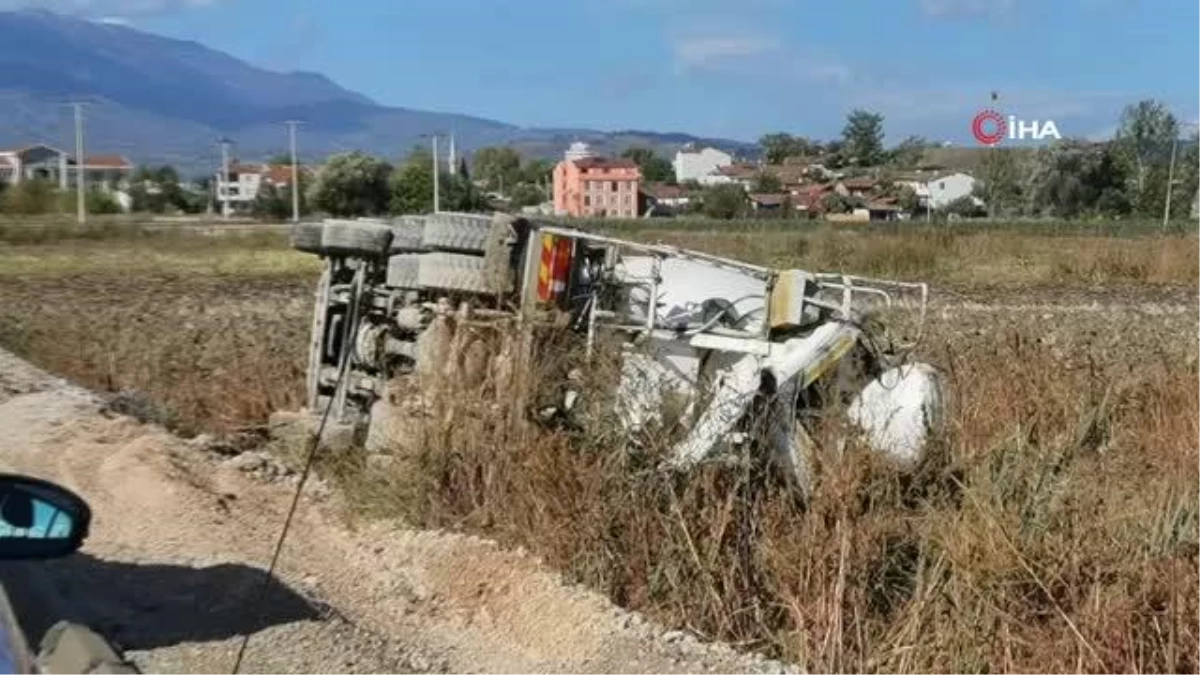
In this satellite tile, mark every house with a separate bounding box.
[788,183,833,217]
[863,200,902,222]
[215,162,312,215]
[748,193,790,212]
[837,177,878,198]
[642,183,692,210]
[0,144,132,191]
[216,162,264,214]
[673,146,732,185]
[895,171,979,210]
[552,142,641,218]
[706,163,758,189]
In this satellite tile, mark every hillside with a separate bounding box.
[0,10,755,174]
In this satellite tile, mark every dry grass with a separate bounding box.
[1,223,1196,672]
[617,227,1199,288]
[342,315,1198,673]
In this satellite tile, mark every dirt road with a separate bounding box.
[0,347,785,674]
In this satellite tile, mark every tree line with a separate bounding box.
[755,99,1198,220]
[306,144,559,218]
[977,101,1198,219]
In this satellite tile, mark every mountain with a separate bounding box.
[0,10,756,174]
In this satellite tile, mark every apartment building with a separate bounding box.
[552,143,642,218]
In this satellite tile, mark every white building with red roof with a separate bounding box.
[0,144,133,191]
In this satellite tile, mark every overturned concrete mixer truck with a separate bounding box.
[289,212,946,499]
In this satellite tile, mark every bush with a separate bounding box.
[945,195,986,218]
[702,184,749,219]
[86,190,123,215]
[310,152,392,217]
[1,179,58,214]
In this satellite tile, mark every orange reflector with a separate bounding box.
[536,233,572,304]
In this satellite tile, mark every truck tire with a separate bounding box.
[290,221,324,253]
[417,252,493,294]
[320,219,393,258]
[421,213,493,254]
[385,254,421,289]
[390,216,426,253]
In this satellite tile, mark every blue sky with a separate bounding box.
[15,0,1200,143]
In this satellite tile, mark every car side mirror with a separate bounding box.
[0,474,90,560]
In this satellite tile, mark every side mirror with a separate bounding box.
[0,474,90,560]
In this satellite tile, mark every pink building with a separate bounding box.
[553,143,642,218]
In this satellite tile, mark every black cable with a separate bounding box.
[231,265,358,674]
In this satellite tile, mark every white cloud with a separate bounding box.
[790,57,853,86]
[0,0,222,16]
[669,27,856,90]
[672,34,779,70]
[918,0,1019,18]
[97,14,128,23]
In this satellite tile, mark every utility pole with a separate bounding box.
[285,121,302,223]
[431,134,440,213]
[1162,135,1180,231]
[219,137,232,219]
[71,102,86,225]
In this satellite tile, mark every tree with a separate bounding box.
[895,184,921,214]
[471,146,523,192]
[390,147,436,214]
[390,146,489,215]
[823,140,846,169]
[1023,139,1134,218]
[442,172,490,212]
[1114,99,1179,214]
[751,171,782,193]
[129,164,191,214]
[252,182,295,220]
[509,183,547,209]
[1169,133,1200,222]
[701,184,748,219]
[309,151,392,217]
[621,146,674,183]
[977,147,1027,217]
[1083,145,1132,217]
[840,109,886,167]
[887,135,929,167]
[517,159,550,187]
[759,133,815,164]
